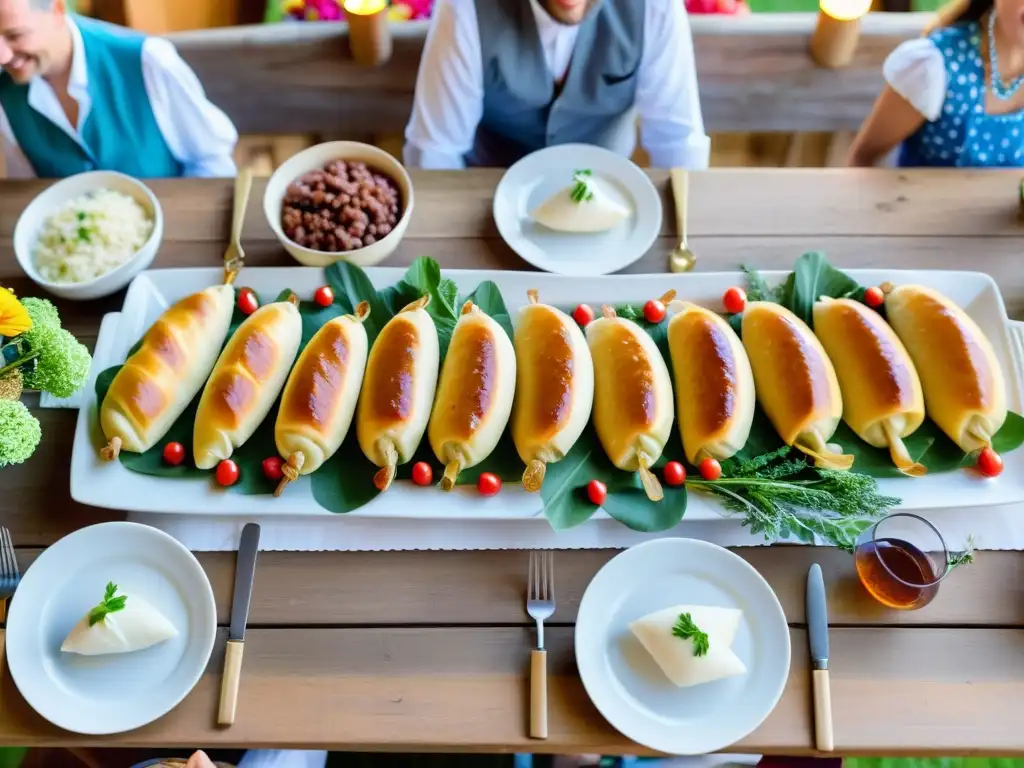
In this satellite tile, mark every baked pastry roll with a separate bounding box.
[813,297,926,476]
[273,301,371,496]
[666,301,755,464]
[428,300,517,490]
[586,306,674,501]
[885,284,1007,453]
[100,285,235,460]
[357,295,440,491]
[741,301,853,470]
[193,297,303,470]
[511,290,595,492]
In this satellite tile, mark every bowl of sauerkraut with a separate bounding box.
[14,171,163,301]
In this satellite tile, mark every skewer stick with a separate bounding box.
[440,458,463,492]
[522,459,546,493]
[601,305,617,320]
[373,441,399,491]
[658,290,677,305]
[527,289,540,305]
[274,452,306,497]
[100,436,122,461]
[637,451,664,502]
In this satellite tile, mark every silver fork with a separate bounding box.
[526,550,556,740]
[0,527,21,623]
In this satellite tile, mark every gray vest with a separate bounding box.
[469,0,644,168]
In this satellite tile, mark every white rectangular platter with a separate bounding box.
[70,265,1024,522]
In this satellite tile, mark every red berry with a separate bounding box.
[723,287,747,315]
[976,447,1003,478]
[864,286,885,308]
[411,461,433,486]
[237,288,259,316]
[643,299,667,324]
[215,459,240,487]
[314,286,334,307]
[663,461,686,486]
[586,479,607,505]
[162,442,185,466]
[572,304,595,327]
[477,472,502,496]
[699,457,723,481]
[262,456,283,481]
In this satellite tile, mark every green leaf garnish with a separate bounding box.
[570,169,595,204]
[672,612,710,657]
[948,535,975,569]
[88,582,128,626]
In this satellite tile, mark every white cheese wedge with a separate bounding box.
[62,592,178,656]
[530,172,631,234]
[629,604,747,688]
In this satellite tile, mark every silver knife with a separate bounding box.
[806,563,833,752]
[218,522,260,726]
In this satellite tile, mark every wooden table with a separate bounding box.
[3,169,1024,756]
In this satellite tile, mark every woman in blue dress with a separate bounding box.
[848,0,1024,166]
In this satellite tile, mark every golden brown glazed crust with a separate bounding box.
[517,307,574,444]
[903,290,994,410]
[676,314,736,438]
[745,308,828,428]
[203,329,279,430]
[831,301,916,409]
[364,318,419,426]
[436,321,497,440]
[600,322,656,430]
[279,322,351,431]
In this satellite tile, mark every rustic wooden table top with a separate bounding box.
[2,168,1024,755]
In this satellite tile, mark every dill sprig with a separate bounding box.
[948,535,975,569]
[688,447,900,551]
[570,169,595,204]
[671,612,710,657]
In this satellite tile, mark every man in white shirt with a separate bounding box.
[403,0,710,169]
[0,0,238,178]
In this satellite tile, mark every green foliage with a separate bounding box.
[0,399,41,467]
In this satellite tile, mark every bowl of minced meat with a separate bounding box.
[14,171,163,301]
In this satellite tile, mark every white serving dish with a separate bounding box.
[13,170,164,301]
[70,266,1024,522]
[263,140,414,268]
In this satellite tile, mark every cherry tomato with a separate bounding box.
[587,479,607,506]
[262,456,283,481]
[976,447,1004,478]
[864,286,885,308]
[314,285,334,308]
[162,442,185,466]
[663,461,686,486]
[643,299,667,324]
[477,472,502,496]
[215,459,240,487]
[722,287,747,315]
[699,457,723,481]
[572,303,595,327]
[237,288,259,316]
[411,461,434,486]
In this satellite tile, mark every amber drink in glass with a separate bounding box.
[854,513,950,610]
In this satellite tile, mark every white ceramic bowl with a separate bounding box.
[13,171,164,301]
[263,140,414,268]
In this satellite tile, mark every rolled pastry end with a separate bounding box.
[881,422,926,477]
[372,440,399,492]
[351,300,371,323]
[601,305,617,320]
[99,435,122,462]
[526,289,540,305]
[522,459,546,493]
[637,450,664,502]
[273,451,307,497]
[440,458,463,492]
[795,430,855,471]
[400,294,431,314]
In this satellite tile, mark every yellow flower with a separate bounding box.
[0,287,31,337]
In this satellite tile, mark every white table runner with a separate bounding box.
[48,313,1024,552]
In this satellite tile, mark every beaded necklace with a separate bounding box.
[988,12,1024,101]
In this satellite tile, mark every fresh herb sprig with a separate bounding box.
[690,447,899,551]
[671,612,710,657]
[88,582,128,627]
[948,535,976,569]
[570,169,594,204]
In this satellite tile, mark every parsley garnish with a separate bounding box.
[671,612,710,657]
[570,169,595,204]
[88,582,128,627]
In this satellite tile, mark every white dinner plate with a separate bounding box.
[575,538,791,754]
[492,144,663,275]
[5,522,217,735]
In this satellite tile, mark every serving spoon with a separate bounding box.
[223,167,253,285]
[668,167,696,273]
